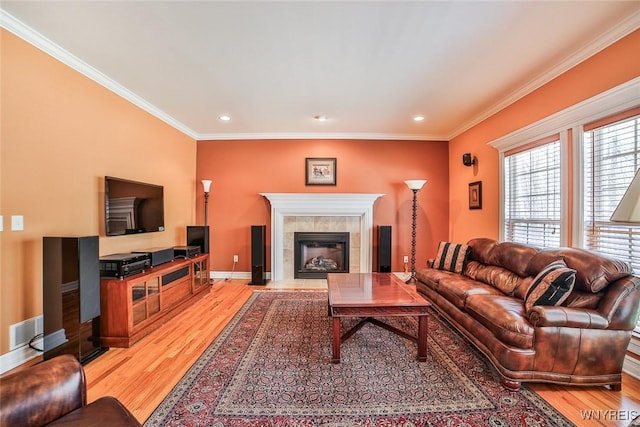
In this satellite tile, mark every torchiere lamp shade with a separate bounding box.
[611,169,640,223]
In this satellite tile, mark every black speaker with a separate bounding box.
[43,236,107,364]
[249,225,268,285]
[462,153,475,166]
[187,225,210,254]
[378,225,392,272]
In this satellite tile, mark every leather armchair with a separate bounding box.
[0,354,141,427]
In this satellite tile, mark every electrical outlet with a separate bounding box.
[403,255,409,263]
[233,254,239,263]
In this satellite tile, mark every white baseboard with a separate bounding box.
[624,355,640,380]
[624,338,640,380]
[210,271,253,280]
[0,339,42,374]
[209,271,410,281]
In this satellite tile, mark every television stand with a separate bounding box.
[100,254,209,347]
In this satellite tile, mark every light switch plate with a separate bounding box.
[11,215,24,231]
[0,215,3,232]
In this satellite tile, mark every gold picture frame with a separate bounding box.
[305,157,336,186]
[469,181,482,209]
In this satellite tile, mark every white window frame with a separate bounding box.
[499,134,569,246]
[490,77,640,246]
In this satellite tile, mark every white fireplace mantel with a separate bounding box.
[260,193,384,281]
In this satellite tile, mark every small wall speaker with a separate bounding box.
[462,153,475,166]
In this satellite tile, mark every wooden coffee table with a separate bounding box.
[327,272,431,363]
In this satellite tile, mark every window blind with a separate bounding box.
[583,112,640,272]
[504,137,561,247]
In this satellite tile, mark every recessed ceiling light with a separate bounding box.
[314,115,328,122]
[413,115,425,122]
[219,115,231,121]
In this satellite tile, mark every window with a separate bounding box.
[504,136,561,247]
[583,110,640,272]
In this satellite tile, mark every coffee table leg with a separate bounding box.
[417,314,428,362]
[332,316,341,363]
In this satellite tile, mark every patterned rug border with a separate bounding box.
[145,290,574,426]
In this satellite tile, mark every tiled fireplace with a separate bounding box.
[294,231,350,279]
[260,193,384,281]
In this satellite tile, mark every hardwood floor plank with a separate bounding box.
[64,280,640,425]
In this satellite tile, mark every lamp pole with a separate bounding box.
[202,180,212,226]
[404,179,427,283]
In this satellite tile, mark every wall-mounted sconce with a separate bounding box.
[462,153,476,167]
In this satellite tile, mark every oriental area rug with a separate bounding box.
[145,291,573,427]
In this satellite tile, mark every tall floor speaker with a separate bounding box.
[378,225,392,273]
[43,236,107,364]
[249,225,268,285]
[187,225,210,254]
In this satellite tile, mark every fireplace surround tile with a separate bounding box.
[283,216,357,280]
[260,193,384,281]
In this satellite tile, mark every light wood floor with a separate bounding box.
[71,280,640,425]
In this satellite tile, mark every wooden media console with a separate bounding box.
[100,254,209,347]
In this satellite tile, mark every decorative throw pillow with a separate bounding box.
[433,241,470,274]
[524,260,576,312]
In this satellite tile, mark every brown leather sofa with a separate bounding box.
[416,237,640,391]
[0,354,141,427]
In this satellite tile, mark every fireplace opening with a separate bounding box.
[294,232,349,279]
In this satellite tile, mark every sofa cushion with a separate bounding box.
[487,241,539,278]
[524,260,576,311]
[562,290,603,309]
[465,294,534,349]
[436,274,504,308]
[415,268,455,290]
[467,238,499,265]
[526,247,632,293]
[433,241,470,273]
[465,261,530,296]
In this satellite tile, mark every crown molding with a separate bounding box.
[196,132,445,141]
[448,9,640,140]
[3,6,638,143]
[0,9,200,140]
[488,77,640,152]
[0,9,445,143]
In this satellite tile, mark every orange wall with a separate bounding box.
[3,22,638,360]
[196,139,449,273]
[449,29,640,244]
[0,30,197,355]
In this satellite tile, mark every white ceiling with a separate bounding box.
[2,1,639,141]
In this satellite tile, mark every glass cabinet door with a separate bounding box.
[131,281,147,325]
[146,276,160,316]
[192,258,209,291]
[131,276,161,326]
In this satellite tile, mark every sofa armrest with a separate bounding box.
[0,355,86,427]
[527,306,609,329]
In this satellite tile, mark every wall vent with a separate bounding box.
[9,315,43,351]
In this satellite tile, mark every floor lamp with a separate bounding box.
[611,169,640,224]
[405,179,427,283]
[202,179,212,226]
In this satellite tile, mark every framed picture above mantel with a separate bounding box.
[305,157,336,186]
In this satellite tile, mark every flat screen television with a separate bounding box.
[105,176,165,236]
